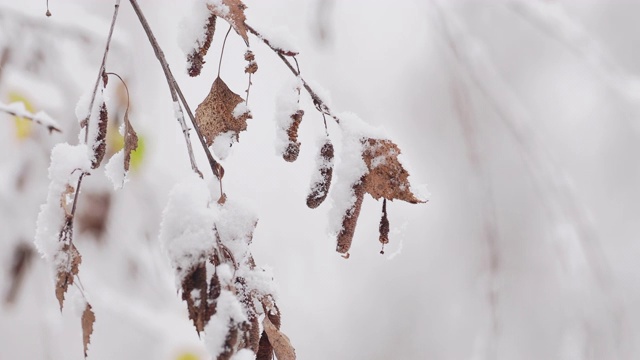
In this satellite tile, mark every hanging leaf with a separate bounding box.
[54,238,81,310]
[4,242,34,305]
[263,315,296,360]
[361,138,424,204]
[123,108,138,172]
[188,13,217,77]
[181,262,211,334]
[207,0,249,45]
[195,77,251,146]
[335,138,426,254]
[82,303,96,358]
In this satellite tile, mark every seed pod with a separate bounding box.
[336,179,365,254]
[187,14,217,77]
[244,50,258,74]
[91,102,108,169]
[306,139,334,208]
[282,110,303,162]
[379,199,389,254]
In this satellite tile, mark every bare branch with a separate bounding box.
[0,101,62,133]
[245,23,341,125]
[129,0,224,179]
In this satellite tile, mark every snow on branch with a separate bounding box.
[0,101,62,133]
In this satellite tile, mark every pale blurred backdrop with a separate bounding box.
[1,0,639,359]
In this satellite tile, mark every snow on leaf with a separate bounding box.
[159,174,216,284]
[195,77,251,148]
[274,77,303,161]
[82,303,95,358]
[207,0,249,45]
[55,241,81,310]
[184,6,216,77]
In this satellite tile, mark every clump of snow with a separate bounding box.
[213,199,258,264]
[231,349,255,360]
[274,77,303,156]
[0,101,62,131]
[104,150,128,190]
[35,143,91,268]
[207,0,229,18]
[232,102,251,119]
[204,290,247,358]
[178,0,212,55]
[253,24,300,54]
[211,131,235,160]
[327,112,386,237]
[159,173,215,283]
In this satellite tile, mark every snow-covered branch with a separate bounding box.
[0,101,61,133]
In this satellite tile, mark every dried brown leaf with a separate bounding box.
[91,102,108,169]
[207,0,249,45]
[306,139,334,208]
[60,184,75,217]
[361,138,424,204]
[4,242,34,305]
[123,109,138,172]
[188,14,217,77]
[82,303,95,358]
[263,315,296,360]
[181,262,210,333]
[55,240,81,310]
[77,192,111,240]
[256,330,274,360]
[195,77,251,146]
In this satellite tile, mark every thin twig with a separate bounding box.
[83,0,120,143]
[0,105,62,133]
[129,0,224,179]
[245,23,341,124]
[218,25,232,78]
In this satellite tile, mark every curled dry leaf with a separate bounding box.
[188,13,217,77]
[123,108,138,172]
[4,242,34,305]
[306,139,334,208]
[207,0,249,45]
[263,315,296,360]
[256,330,274,360]
[283,110,303,162]
[195,77,251,146]
[91,102,108,169]
[82,303,95,358]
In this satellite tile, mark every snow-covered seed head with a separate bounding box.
[282,110,303,162]
[187,13,217,77]
[336,179,365,254]
[306,139,334,208]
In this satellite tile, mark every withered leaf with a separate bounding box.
[207,0,249,45]
[91,102,108,169]
[263,315,296,360]
[336,138,425,254]
[82,303,95,358]
[195,77,251,146]
[306,139,334,208]
[60,184,75,217]
[55,240,81,310]
[123,108,138,172]
[361,138,424,204]
[4,242,34,305]
[181,262,211,334]
[188,13,217,77]
[256,330,274,360]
